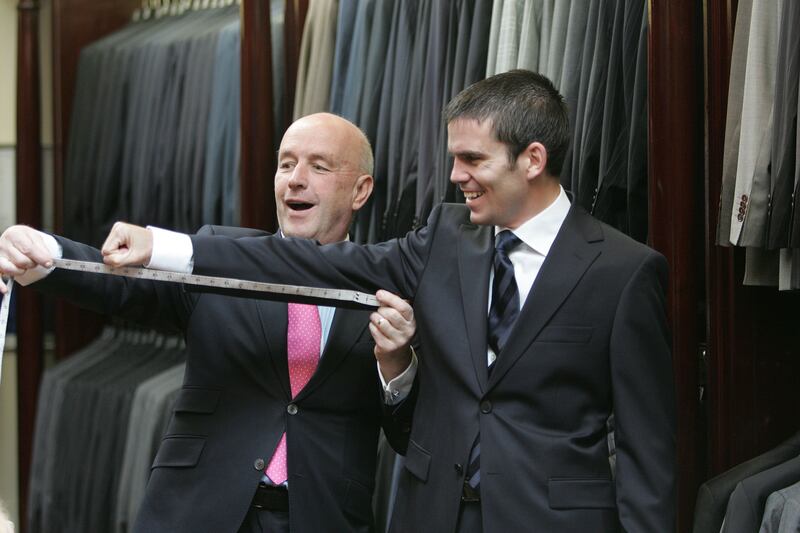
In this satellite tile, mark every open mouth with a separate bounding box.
[287,201,315,211]
[463,191,484,201]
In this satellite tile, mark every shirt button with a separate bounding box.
[480,400,492,414]
[254,458,265,470]
[287,403,298,415]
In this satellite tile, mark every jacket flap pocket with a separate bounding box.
[152,437,206,468]
[548,477,616,509]
[173,388,221,414]
[538,326,593,343]
[343,478,374,525]
[403,439,431,482]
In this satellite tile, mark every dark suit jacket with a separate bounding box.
[188,204,676,532]
[33,226,411,533]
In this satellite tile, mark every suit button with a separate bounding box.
[287,403,298,415]
[480,400,492,414]
[454,463,463,474]
[254,458,265,470]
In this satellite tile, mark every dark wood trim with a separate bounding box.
[705,0,739,476]
[240,0,276,230]
[648,1,706,529]
[16,2,43,531]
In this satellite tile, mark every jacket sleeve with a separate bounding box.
[189,205,445,303]
[31,235,194,332]
[609,251,676,532]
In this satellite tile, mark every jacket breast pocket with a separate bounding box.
[403,439,431,483]
[548,477,616,509]
[537,325,594,344]
[173,387,221,414]
[152,436,206,469]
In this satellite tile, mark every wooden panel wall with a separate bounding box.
[648,1,706,530]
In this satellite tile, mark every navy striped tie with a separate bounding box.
[487,230,522,357]
[465,230,522,492]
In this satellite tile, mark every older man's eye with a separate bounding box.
[313,164,330,172]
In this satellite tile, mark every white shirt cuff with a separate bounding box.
[16,232,62,286]
[379,347,418,405]
[146,226,194,273]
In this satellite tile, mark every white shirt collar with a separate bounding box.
[495,186,571,256]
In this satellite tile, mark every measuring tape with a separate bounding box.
[0,279,12,384]
[0,259,380,386]
[51,258,379,307]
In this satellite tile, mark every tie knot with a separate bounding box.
[495,231,521,256]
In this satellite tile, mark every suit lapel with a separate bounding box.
[255,300,291,398]
[458,222,494,393]
[487,207,603,390]
[293,307,370,401]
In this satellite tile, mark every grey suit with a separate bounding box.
[765,0,800,249]
[558,0,590,184]
[729,0,779,246]
[693,431,800,533]
[292,0,338,119]
[329,0,359,115]
[722,456,800,533]
[517,0,543,72]
[545,0,571,85]
[116,362,186,533]
[760,480,800,533]
[716,0,754,246]
[372,0,418,241]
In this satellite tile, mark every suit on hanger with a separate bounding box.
[693,431,800,533]
[293,0,339,119]
[765,0,800,249]
[760,479,800,533]
[545,0,571,86]
[722,455,800,533]
[716,0,754,246]
[186,202,676,532]
[558,0,590,185]
[30,226,411,533]
[729,0,779,246]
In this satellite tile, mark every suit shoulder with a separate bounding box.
[593,216,665,264]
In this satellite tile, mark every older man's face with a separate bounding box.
[275,115,371,245]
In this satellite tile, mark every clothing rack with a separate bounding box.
[13,1,800,531]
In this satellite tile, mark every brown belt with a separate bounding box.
[252,482,289,512]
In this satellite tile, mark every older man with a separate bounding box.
[0,113,417,533]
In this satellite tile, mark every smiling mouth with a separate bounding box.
[287,201,314,211]
[463,191,484,200]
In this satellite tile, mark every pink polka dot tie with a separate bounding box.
[265,303,321,485]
